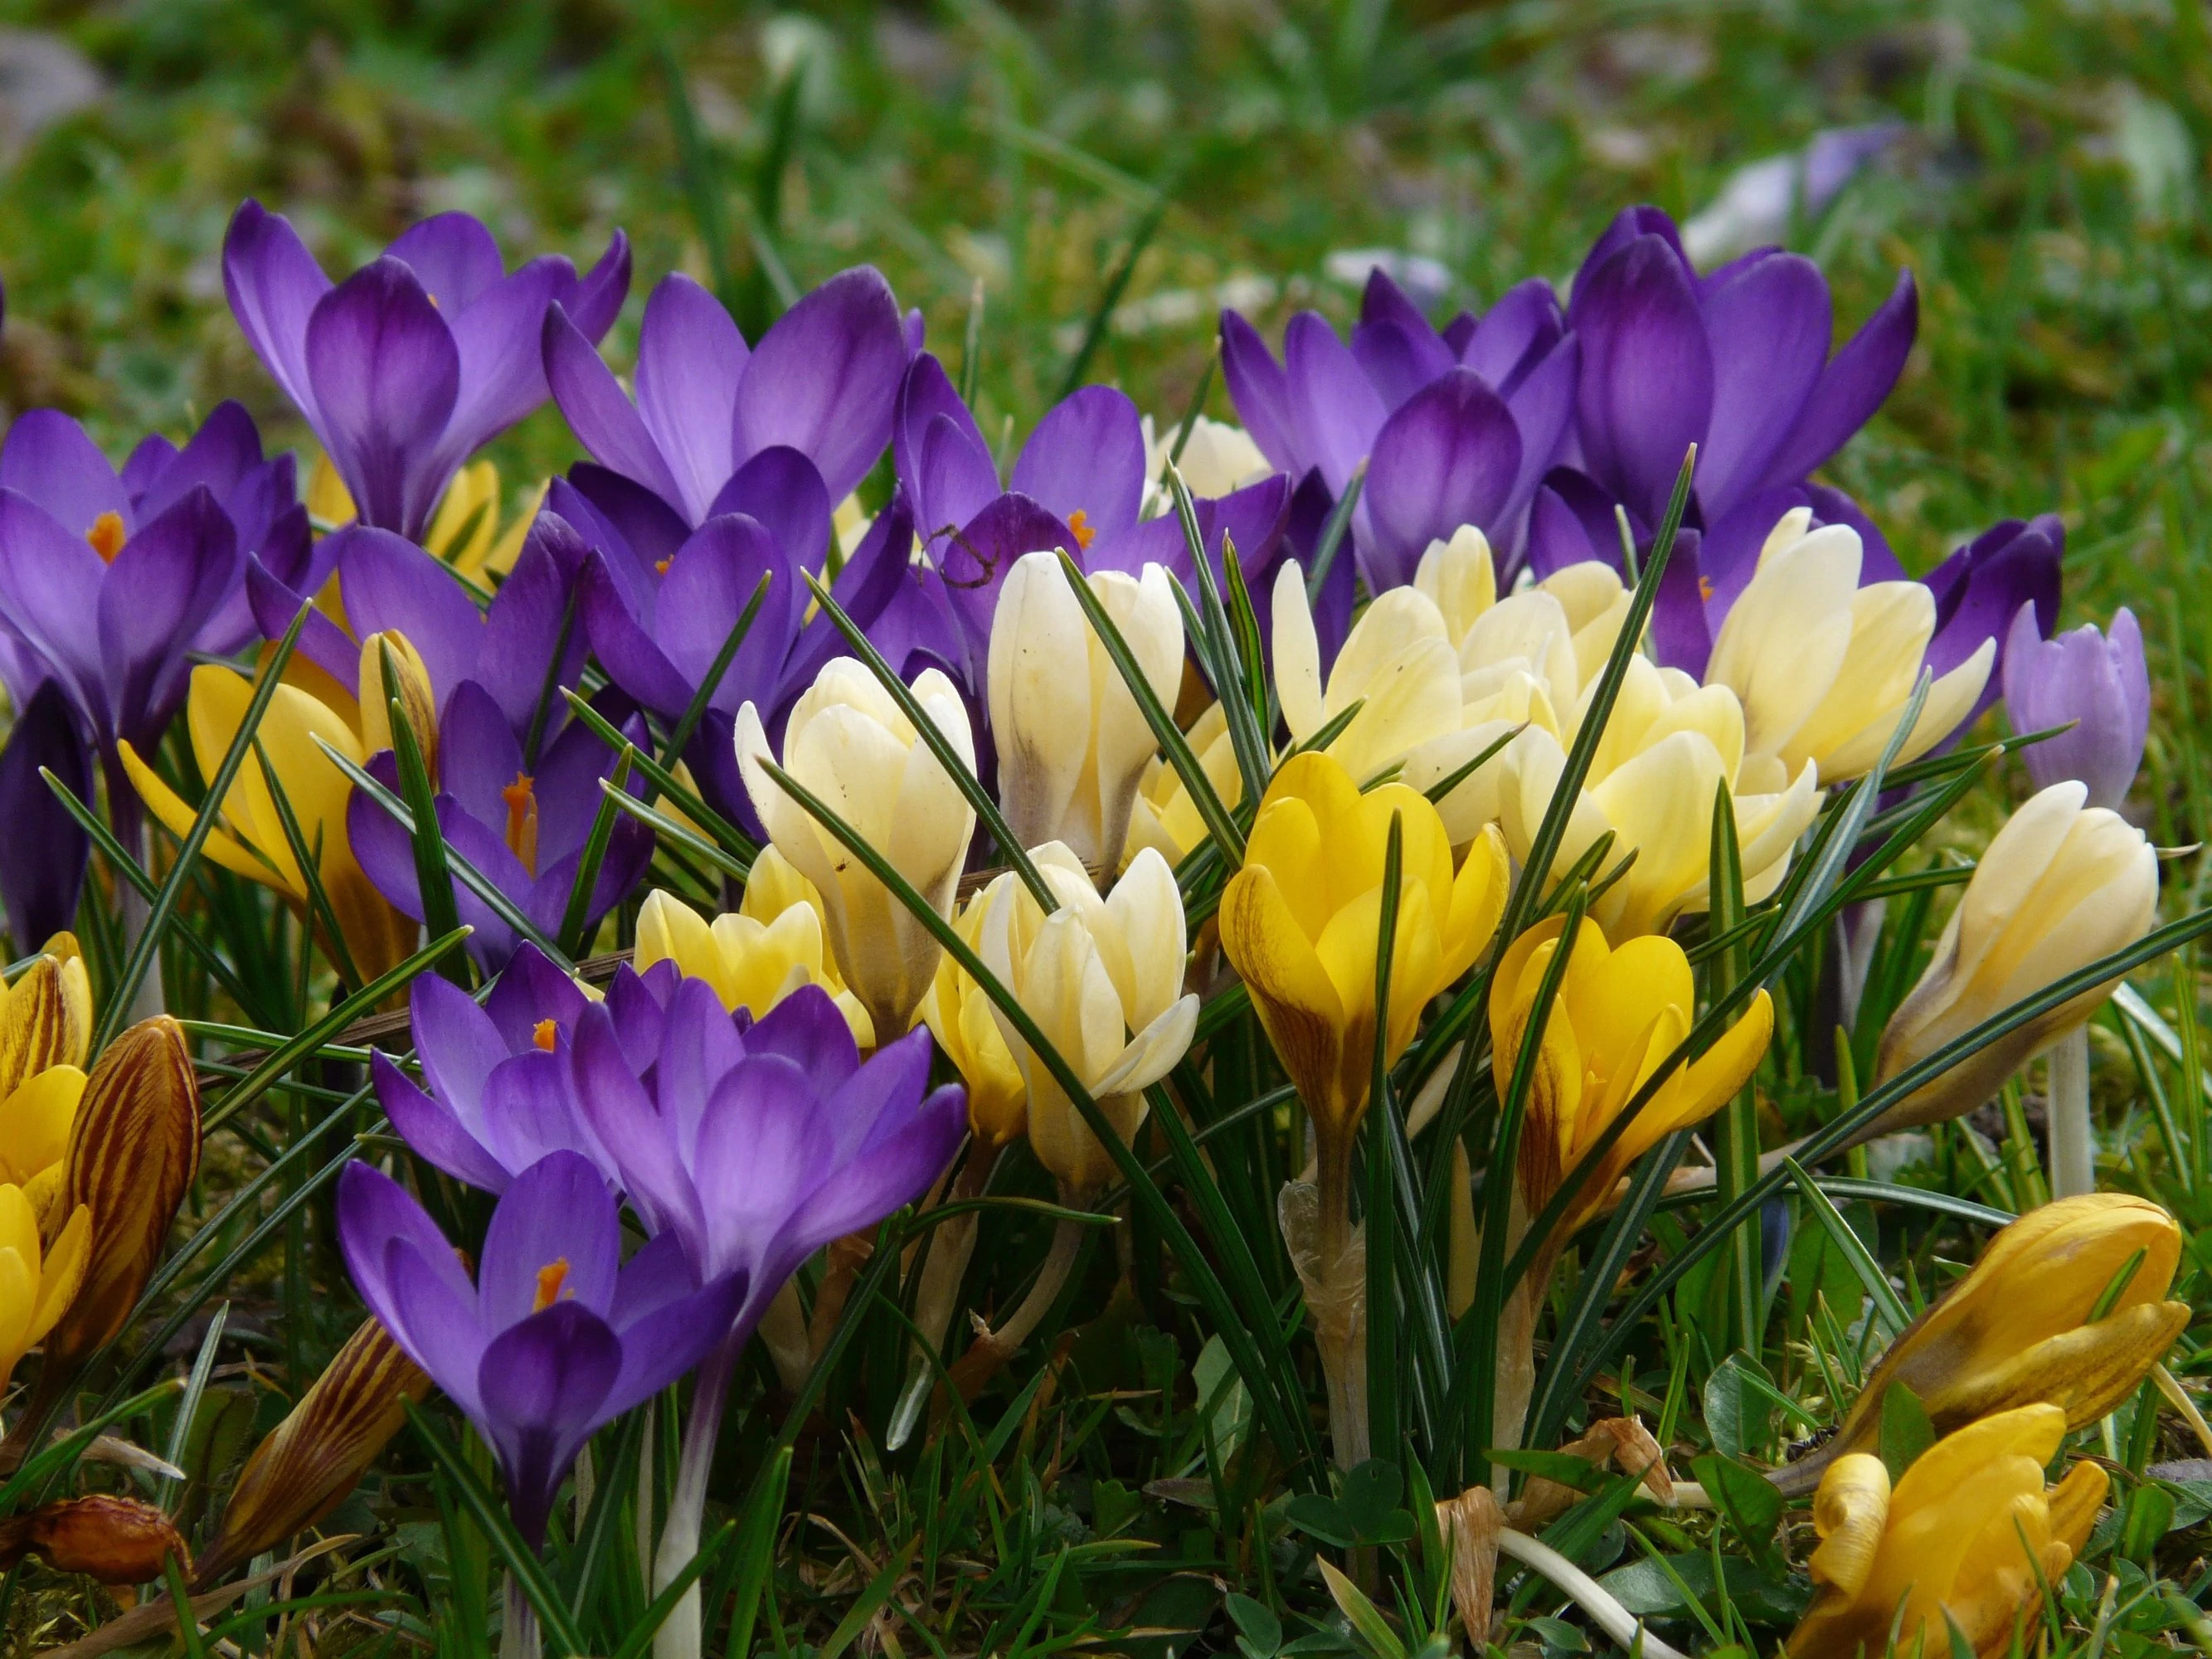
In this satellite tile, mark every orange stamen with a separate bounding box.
[1067,508,1096,551]
[86,511,127,562]
[531,1258,571,1312]
[1698,575,1714,603]
[501,773,540,877]
[654,557,672,575]
[532,1018,558,1053]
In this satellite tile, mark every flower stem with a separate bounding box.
[978,1213,1085,1356]
[653,1331,741,1659]
[1496,1526,1688,1659]
[501,1572,540,1659]
[2049,1025,2095,1198]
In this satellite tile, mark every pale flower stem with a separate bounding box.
[1496,1527,1689,1659]
[2049,1026,2095,1199]
[2154,1364,2212,1462]
[501,1573,540,1659]
[980,1214,1085,1355]
[756,1281,810,1394]
[114,808,166,1024]
[653,1332,741,1659]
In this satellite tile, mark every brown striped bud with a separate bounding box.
[194,1318,430,1585]
[0,1495,189,1584]
[40,1017,201,1379]
[0,945,92,1100]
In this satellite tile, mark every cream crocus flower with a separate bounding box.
[1707,512,1993,787]
[919,888,1028,1151]
[989,551,1184,871]
[1784,1194,2188,1494]
[1273,562,1465,787]
[976,844,1197,1199]
[1475,657,1821,939]
[119,642,425,981]
[1864,780,2157,1136]
[0,1181,90,1396]
[735,659,978,1039]
[1143,415,1272,504]
[1788,1406,2105,1659]
[632,849,873,1044]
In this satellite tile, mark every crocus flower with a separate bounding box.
[2003,602,2148,809]
[372,943,623,1194]
[1221,266,1578,586]
[1788,1406,2105,1659]
[0,680,93,951]
[337,1150,743,1545]
[0,946,94,1226]
[1783,1194,2187,1495]
[1527,205,1917,606]
[348,679,653,972]
[632,849,872,1043]
[225,201,630,539]
[37,1017,199,1389]
[1704,514,1994,782]
[918,889,1028,1151]
[1142,414,1272,505]
[0,1181,89,1399]
[121,654,421,983]
[1490,916,1773,1236]
[988,552,1184,871]
[973,844,1198,1200]
[1923,513,2063,726]
[195,1316,432,1586]
[736,658,979,1039]
[1867,781,2156,1136]
[544,268,906,531]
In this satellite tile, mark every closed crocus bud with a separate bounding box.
[1708,514,1993,786]
[736,659,979,1040]
[989,552,1183,871]
[919,889,1028,1150]
[357,630,440,776]
[0,1494,189,1584]
[0,945,95,1227]
[634,856,874,1044]
[2002,602,2150,809]
[1866,781,2156,1136]
[1788,1406,2105,1659]
[1491,916,1772,1236]
[977,845,1198,1198]
[1478,658,1821,938]
[1787,1194,2187,1495]
[194,1316,432,1586]
[0,1183,90,1394]
[1220,753,1509,1200]
[38,1017,201,1383]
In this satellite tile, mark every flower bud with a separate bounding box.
[194,1317,431,1585]
[1868,781,2156,1136]
[0,946,92,1099]
[0,1495,189,1584]
[357,630,439,776]
[40,1017,201,1380]
[2002,601,2150,809]
[989,552,1183,871]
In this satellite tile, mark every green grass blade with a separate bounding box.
[659,570,771,787]
[1304,462,1365,603]
[558,751,631,957]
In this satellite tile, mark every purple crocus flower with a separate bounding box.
[893,350,1291,674]
[1925,513,2064,726]
[348,682,654,972]
[543,267,907,533]
[2003,603,2147,809]
[225,201,630,539]
[1526,205,1918,606]
[338,1149,743,1545]
[1219,265,1577,588]
[0,679,91,948]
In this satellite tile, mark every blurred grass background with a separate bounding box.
[0,0,2203,632]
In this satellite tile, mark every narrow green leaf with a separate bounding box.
[558,752,632,957]
[1367,814,1405,1464]
[1057,179,1174,401]
[1782,1155,1908,1335]
[659,570,771,789]
[563,688,756,860]
[1305,461,1365,603]
[605,1520,739,1659]
[250,745,365,993]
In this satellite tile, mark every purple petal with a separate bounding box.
[119,435,176,503]
[0,679,88,949]
[914,411,1000,550]
[1352,268,1454,410]
[777,1082,965,1268]
[134,401,264,523]
[658,514,803,715]
[604,963,674,1075]
[477,517,590,736]
[336,1160,475,1347]
[1646,528,1710,678]
[602,1274,747,1418]
[1011,387,1147,539]
[1359,369,1523,591]
[1524,469,1631,581]
[1927,513,2064,684]
[98,488,242,749]
[0,490,114,723]
[893,353,987,533]
[569,232,632,342]
[1465,279,1568,392]
[1495,333,1580,566]
[0,411,127,537]
[1284,312,1387,496]
[654,976,753,1160]
[377,1050,515,1193]
[477,1301,621,1545]
[693,1053,834,1282]
[1220,309,1304,477]
[347,769,428,922]
[1573,235,1714,528]
[743,983,861,1093]
[485,941,594,1052]
[1694,252,1833,523]
[246,558,357,688]
[528,712,634,864]
[634,274,746,523]
[427,258,573,487]
[817,1021,930,1160]
[557,469,688,590]
[306,259,460,535]
[1759,270,1918,488]
[479,1150,620,1329]
[478,1054,607,1193]
[732,266,907,504]
[705,445,833,574]
[384,1238,489,1417]
[1568,206,1691,328]
[411,971,511,1124]
[384,212,505,312]
[542,304,686,510]
[333,526,484,704]
[222,201,333,429]
[436,679,526,826]
[571,1003,705,1253]
[577,552,694,717]
[935,494,1077,653]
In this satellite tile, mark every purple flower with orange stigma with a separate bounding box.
[1220,265,1576,588]
[1525,205,1917,605]
[347,681,654,971]
[544,267,908,533]
[225,201,630,538]
[337,1150,744,1546]
[2004,602,2148,809]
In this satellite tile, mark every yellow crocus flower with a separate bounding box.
[632,849,873,1044]
[0,1181,90,1396]
[1789,1405,2105,1659]
[1219,752,1508,1203]
[1490,915,1772,1235]
[119,649,421,983]
[313,454,539,583]
[919,885,1028,1150]
[1802,1194,2188,1485]
[0,947,93,1224]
